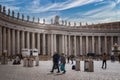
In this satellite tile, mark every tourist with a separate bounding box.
[118,54,120,63]
[70,54,75,64]
[67,55,70,63]
[35,56,39,66]
[102,52,107,69]
[13,56,21,65]
[60,53,66,74]
[50,52,60,73]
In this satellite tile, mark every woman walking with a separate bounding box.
[60,53,66,74]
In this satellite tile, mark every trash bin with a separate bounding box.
[23,58,27,67]
[35,56,39,66]
[84,59,94,72]
[84,60,89,71]
[75,59,80,71]
[28,58,34,67]
[1,56,8,64]
[89,60,94,72]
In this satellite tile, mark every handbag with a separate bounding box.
[60,64,65,71]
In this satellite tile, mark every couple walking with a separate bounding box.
[50,52,66,74]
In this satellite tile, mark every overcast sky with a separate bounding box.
[0,0,120,25]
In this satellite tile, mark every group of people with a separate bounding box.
[50,52,113,72]
[50,52,66,74]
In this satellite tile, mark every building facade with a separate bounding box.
[0,5,120,56]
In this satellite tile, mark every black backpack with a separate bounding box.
[72,65,75,70]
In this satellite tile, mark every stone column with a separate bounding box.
[105,36,107,53]
[16,30,20,54]
[98,36,101,55]
[111,36,113,46]
[37,33,40,53]
[26,32,30,49]
[47,34,51,55]
[21,31,25,49]
[68,35,71,56]
[92,36,95,53]
[3,28,6,51]
[0,27,2,55]
[51,34,54,56]
[43,33,46,55]
[62,35,65,53]
[80,36,82,55]
[86,36,88,54]
[32,32,35,49]
[64,35,67,55]
[12,29,15,55]
[74,35,76,56]
[54,34,57,52]
[118,36,120,46]
[111,36,113,55]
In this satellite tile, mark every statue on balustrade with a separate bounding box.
[43,19,45,24]
[51,19,53,24]
[65,20,67,26]
[17,12,19,19]
[54,15,59,25]
[80,22,82,26]
[0,5,2,13]
[69,22,71,26]
[8,8,10,16]
[22,14,24,21]
[12,10,14,18]
[33,17,35,22]
[62,20,64,25]
[74,22,76,26]
[27,15,30,21]
[3,6,6,14]
[38,17,40,23]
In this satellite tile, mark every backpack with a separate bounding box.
[72,65,76,70]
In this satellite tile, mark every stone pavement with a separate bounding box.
[0,60,120,80]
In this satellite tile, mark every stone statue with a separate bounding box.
[27,16,30,21]
[69,22,71,26]
[8,8,10,16]
[65,20,67,26]
[33,17,35,22]
[80,22,82,26]
[22,14,24,21]
[0,5,1,13]
[86,22,88,25]
[54,15,59,25]
[51,19,53,24]
[38,17,40,23]
[62,20,64,25]
[3,6,6,14]
[74,22,76,26]
[43,19,45,24]
[17,12,19,19]
[12,10,14,18]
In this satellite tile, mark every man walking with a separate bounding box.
[102,52,107,69]
[50,52,60,73]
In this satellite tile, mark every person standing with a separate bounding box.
[60,53,66,74]
[102,52,107,69]
[70,54,74,64]
[118,54,120,63]
[67,55,70,63]
[50,52,60,73]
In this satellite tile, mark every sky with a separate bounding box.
[0,0,120,25]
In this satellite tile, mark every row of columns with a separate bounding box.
[0,27,120,56]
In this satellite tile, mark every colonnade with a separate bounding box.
[0,26,120,56]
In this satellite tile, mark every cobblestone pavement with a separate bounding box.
[0,60,120,80]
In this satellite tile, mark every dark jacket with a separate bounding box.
[60,56,66,64]
[53,53,60,63]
